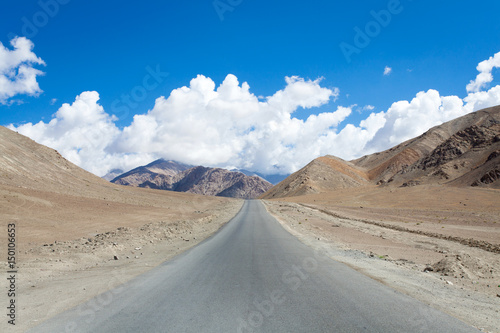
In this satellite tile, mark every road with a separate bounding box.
[29,200,478,333]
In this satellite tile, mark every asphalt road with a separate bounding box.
[29,200,478,333]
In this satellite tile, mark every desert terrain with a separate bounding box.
[0,182,243,332]
[259,107,500,332]
[1,105,500,332]
[0,126,244,331]
[263,185,500,332]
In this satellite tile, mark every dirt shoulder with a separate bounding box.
[262,186,500,333]
[0,185,243,332]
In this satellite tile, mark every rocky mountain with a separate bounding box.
[112,159,273,199]
[261,105,500,199]
[102,168,124,181]
[111,160,193,187]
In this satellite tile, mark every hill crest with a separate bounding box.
[261,105,500,199]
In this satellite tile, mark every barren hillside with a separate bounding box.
[0,126,240,245]
[0,127,244,332]
[262,156,369,199]
[262,105,500,199]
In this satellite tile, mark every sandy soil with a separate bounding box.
[0,184,243,332]
[263,185,500,333]
[1,176,499,332]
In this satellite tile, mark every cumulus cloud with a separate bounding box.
[0,37,45,104]
[384,66,392,76]
[8,91,126,176]
[8,51,500,176]
[112,75,342,174]
[466,51,500,93]
[10,75,342,175]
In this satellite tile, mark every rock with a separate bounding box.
[423,267,434,272]
[113,256,119,260]
[401,180,421,188]
[446,281,454,285]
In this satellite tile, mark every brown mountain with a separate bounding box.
[112,159,273,199]
[0,125,236,245]
[0,125,115,196]
[261,156,370,199]
[111,159,193,190]
[261,105,500,199]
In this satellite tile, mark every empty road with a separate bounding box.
[30,200,478,332]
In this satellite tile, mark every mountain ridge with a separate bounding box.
[112,159,272,199]
[261,105,500,199]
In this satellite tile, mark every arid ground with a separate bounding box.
[0,183,243,332]
[263,185,500,332]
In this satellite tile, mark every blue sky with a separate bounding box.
[1,0,500,176]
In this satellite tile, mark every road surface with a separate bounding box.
[29,200,478,332]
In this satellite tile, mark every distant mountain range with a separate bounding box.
[261,105,500,199]
[110,159,273,199]
[228,169,289,185]
[5,104,498,202]
[102,169,125,181]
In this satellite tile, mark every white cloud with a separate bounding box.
[384,66,392,76]
[466,51,500,93]
[464,84,500,112]
[8,51,500,177]
[112,74,342,174]
[0,37,45,104]
[8,91,125,176]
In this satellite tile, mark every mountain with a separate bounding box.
[261,105,500,199]
[0,124,238,260]
[112,159,273,199]
[230,169,290,185]
[261,156,370,199]
[111,159,193,187]
[102,168,124,181]
[0,125,115,196]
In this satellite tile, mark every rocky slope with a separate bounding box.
[112,159,273,199]
[261,105,500,199]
